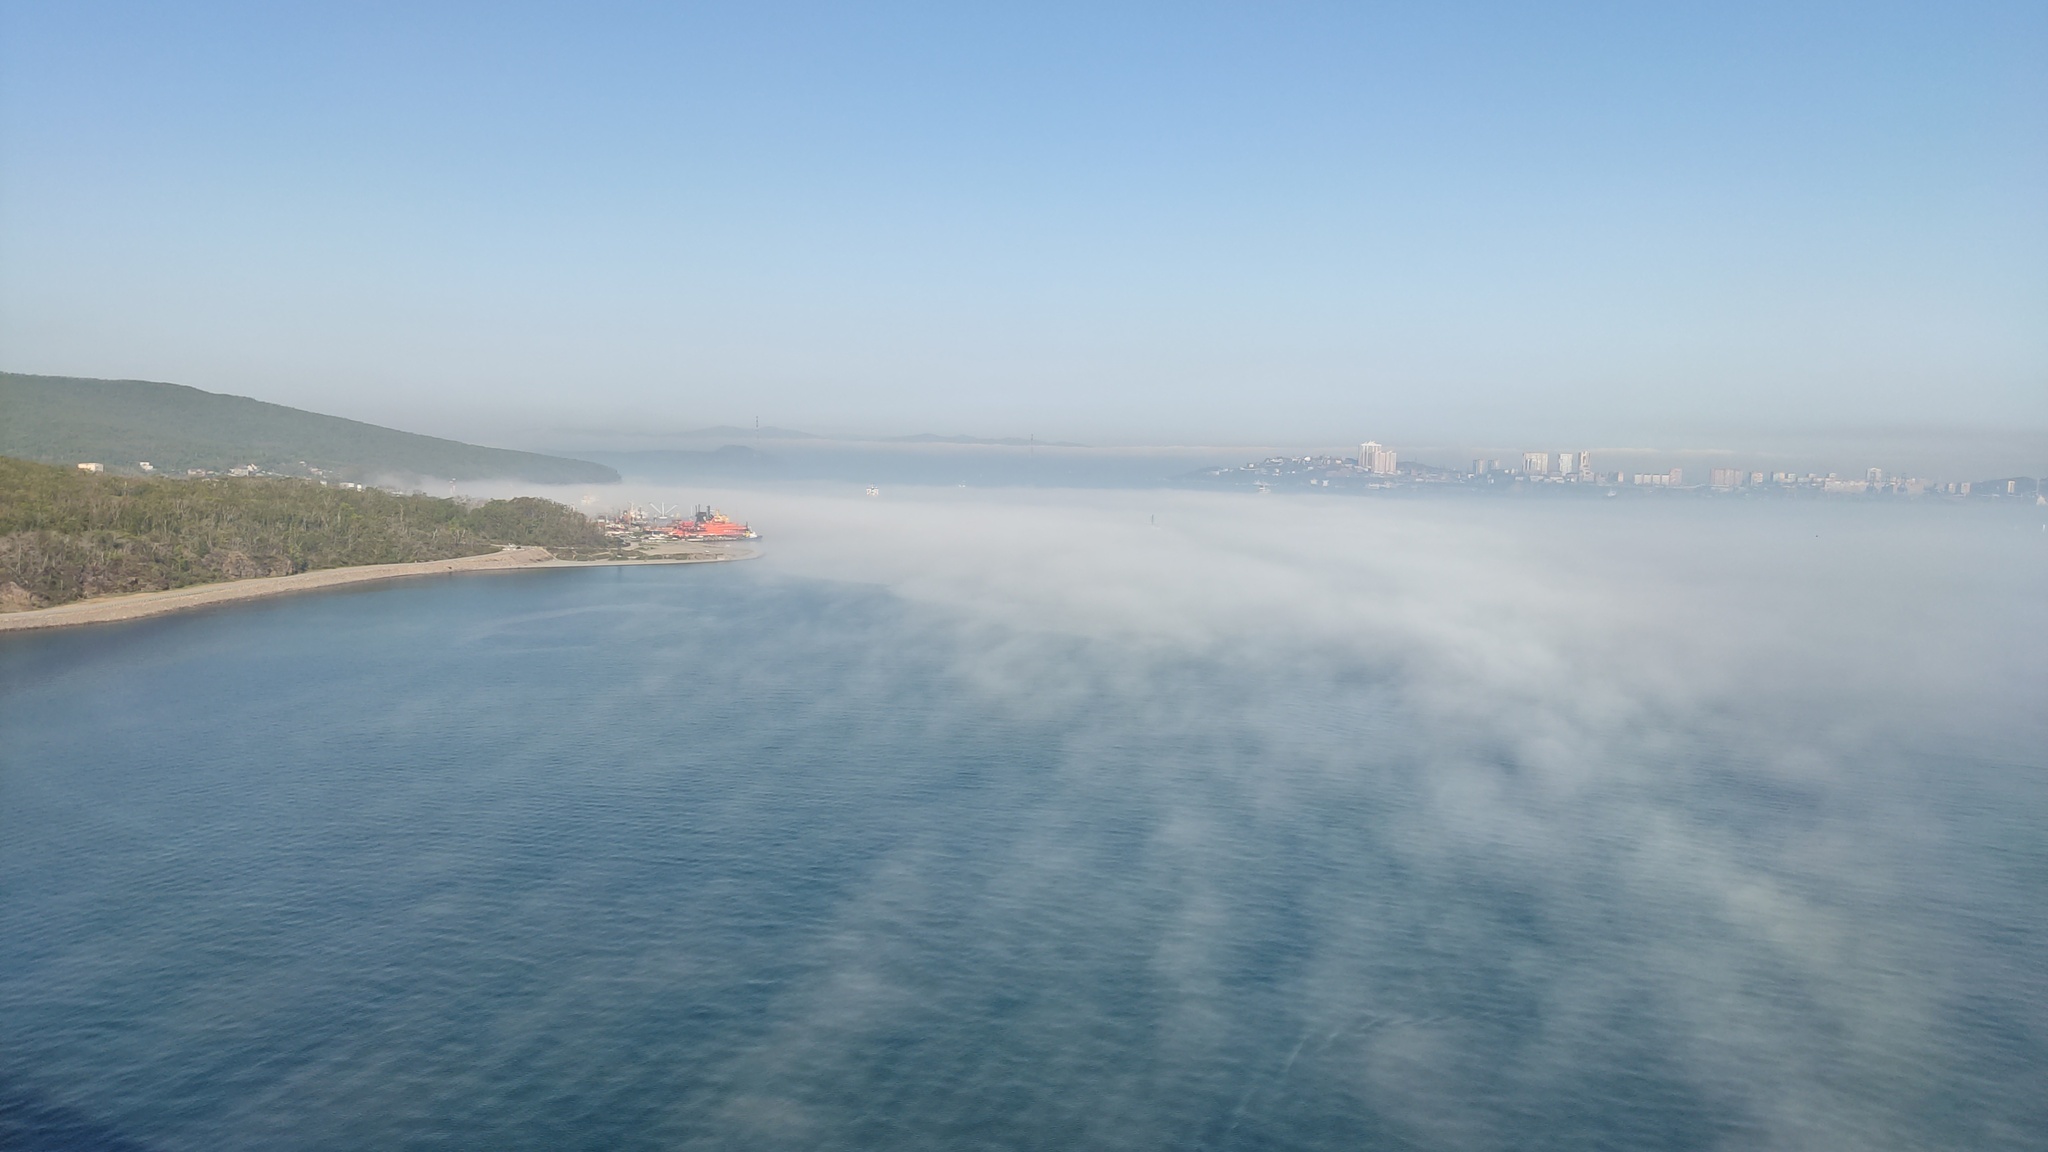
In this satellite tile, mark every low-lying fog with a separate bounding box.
[8,476,2043,1145]
[427,477,2048,1144]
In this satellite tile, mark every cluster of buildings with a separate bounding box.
[1202,442,2042,502]
[1444,447,2031,497]
[1470,451,1606,482]
[1701,467,1986,496]
[71,458,375,490]
[1358,441,1398,476]
[598,504,758,542]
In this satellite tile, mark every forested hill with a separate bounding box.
[0,373,619,484]
[0,456,606,610]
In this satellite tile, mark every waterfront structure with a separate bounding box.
[667,506,758,541]
[76,462,103,473]
[1710,468,1742,488]
[1523,451,1551,475]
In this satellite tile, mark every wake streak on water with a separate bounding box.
[1,495,2043,1151]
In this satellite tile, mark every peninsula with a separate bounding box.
[0,456,748,631]
[0,543,750,633]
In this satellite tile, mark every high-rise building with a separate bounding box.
[1557,452,1579,477]
[1522,451,1551,475]
[1359,441,1397,476]
[1576,452,1593,480]
[1709,468,1741,488]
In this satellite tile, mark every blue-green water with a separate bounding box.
[2,547,2044,1150]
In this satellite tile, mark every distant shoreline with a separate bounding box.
[0,544,756,634]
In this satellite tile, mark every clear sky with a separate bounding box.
[2,1,2042,445]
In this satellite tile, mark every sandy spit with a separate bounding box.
[0,545,756,634]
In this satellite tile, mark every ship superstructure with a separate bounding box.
[667,506,758,541]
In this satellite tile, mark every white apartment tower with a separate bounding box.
[1359,441,1398,476]
[1522,451,1551,475]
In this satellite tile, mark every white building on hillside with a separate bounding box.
[1359,441,1397,475]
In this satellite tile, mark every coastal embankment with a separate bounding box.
[0,544,754,633]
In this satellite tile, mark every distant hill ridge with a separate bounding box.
[0,373,619,485]
[879,433,1087,447]
[657,426,1085,447]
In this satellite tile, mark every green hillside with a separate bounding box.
[0,455,606,610]
[0,372,619,484]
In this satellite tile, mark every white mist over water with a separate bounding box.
[735,489,2045,1145]
[461,480,2046,1144]
[481,478,2042,714]
[5,484,2043,1149]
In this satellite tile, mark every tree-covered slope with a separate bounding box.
[0,373,619,484]
[0,455,605,609]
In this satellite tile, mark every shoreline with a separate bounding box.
[0,545,757,634]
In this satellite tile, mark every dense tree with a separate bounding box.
[0,457,606,608]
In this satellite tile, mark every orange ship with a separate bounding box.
[667,506,758,541]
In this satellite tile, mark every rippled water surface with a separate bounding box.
[3,496,2045,1150]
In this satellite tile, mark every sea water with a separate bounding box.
[2,493,2044,1150]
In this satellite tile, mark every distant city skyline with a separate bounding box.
[2,2,2043,449]
[1223,443,2035,492]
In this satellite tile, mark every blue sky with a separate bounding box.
[2,1,2042,444]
